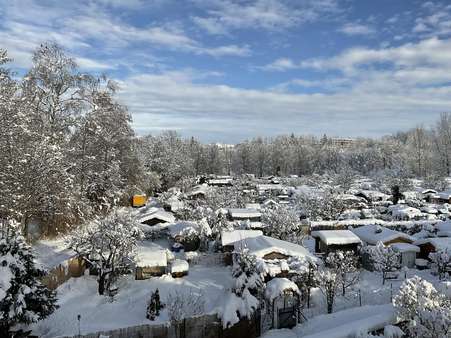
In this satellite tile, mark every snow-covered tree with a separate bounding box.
[68,210,143,295]
[332,165,357,192]
[326,250,360,296]
[146,289,164,321]
[140,131,195,189]
[365,242,400,285]
[262,205,301,241]
[429,249,451,281]
[293,261,319,308]
[0,231,58,337]
[317,268,339,314]
[393,276,451,338]
[231,248,263,319]
[296,191,346,221]
[166,289,205,323]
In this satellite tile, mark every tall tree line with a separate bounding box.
[139,122,451,187]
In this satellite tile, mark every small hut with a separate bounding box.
[135,249,168,280]
[170,259,189,278]
[264,278,302,329]
[311,230,361,254]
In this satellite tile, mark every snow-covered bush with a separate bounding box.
[0,231,58,337]
[68,210,143,296]
[262,205,301,241]
[318,268,339,313]
[296,191,346,221]
[146,289,164,321]
[393,276,451,338]
[326,250,360,296]
[429,249,451,281]
[292,262,319,308]
[219,249,263,328]
[166,289,205,323]
[364,242,400,285]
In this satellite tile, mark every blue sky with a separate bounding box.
[2,0,451,142]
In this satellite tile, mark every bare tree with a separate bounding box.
[166,289,205,322]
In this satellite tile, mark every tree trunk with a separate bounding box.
[98,273,106,295]
[327,294,333,314]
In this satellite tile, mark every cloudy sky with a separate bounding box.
[2,0,451,142]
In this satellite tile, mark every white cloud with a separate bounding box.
[116,68,451,141]
[412,3,451,37]
[0,0,251,69]
[76,57,114,70]
[301,37,451,75]
[192,0,342,34]
[338,23,375,36]
[260,57,298,71]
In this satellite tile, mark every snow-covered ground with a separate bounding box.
[262,304,395,338]
[31,264,233,338]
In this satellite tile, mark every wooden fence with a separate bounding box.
[60,314,259,338]
[41,256,86,290]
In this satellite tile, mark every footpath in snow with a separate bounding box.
[263,304,396,338]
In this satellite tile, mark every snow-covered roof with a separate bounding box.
[312,230,362,246]
[221,230,263,247]
[168,221,206,238]
[337,194,365,202]
[436,220,451,237]
[235,235,318,262]
[139,209,175,224]
[33,239,77,270]
[186,184,209,197]
[389,205,423,219]
[135,248,167,267]
[245,203,261,210]
[437,189,451,199]
[262,198,278,206]
[265,278,300,301]
[228,208,261,219]
[257,184,284,191]
[416,188,437,195]
[413,237,451,251]
[357,190,390,201]
[208,178,232,185]
[351,224,414,245]
[170,259,189,273]
[390,243,420,253]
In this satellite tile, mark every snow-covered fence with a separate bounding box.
[310,219,442,232]
[188,252,226,266]
[59,313,259,338]
[41,256,86,290]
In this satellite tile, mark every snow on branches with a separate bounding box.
[364,242,400,285]
[67,210,143,296]
[262,205,301,241]
[429,249,451,281]
[393,276,451,338]
[0,231,58,336]
[325,250,360,296]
